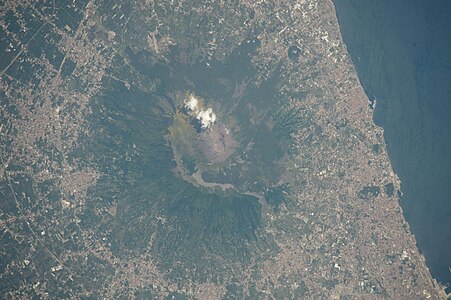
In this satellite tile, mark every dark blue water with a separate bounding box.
[334,0,451,290]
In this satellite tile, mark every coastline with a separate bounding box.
[331,0,449,296]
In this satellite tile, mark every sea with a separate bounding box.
[333,0,451,291]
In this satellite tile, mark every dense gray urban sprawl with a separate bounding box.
[0,0,446,298]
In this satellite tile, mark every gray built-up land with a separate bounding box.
[0,0,447,299]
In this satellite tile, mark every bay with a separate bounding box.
[334,0,451,291]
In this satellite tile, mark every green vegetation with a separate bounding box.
[167,109,202,162]
[272,103,307,147]
[86,79,266,281]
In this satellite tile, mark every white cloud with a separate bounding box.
[184,94,216,129]
[185,94,199,111]
[197,108,216,129]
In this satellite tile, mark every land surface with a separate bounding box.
[0,0,446,299]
